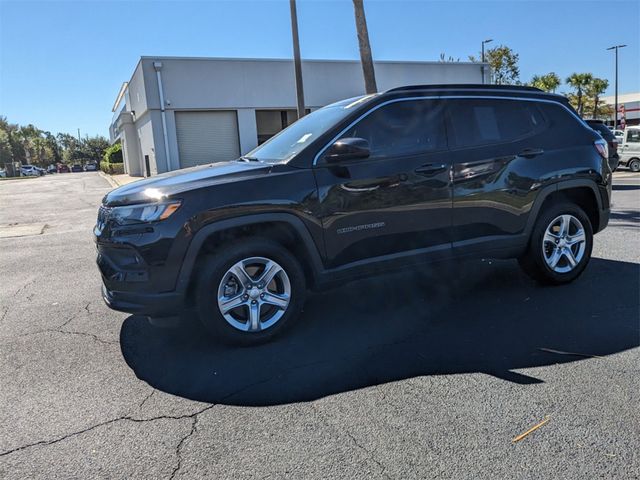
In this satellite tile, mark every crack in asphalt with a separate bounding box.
[169,415,199,480]
[138,389,156,409]
[307,402,391,480]
[52,329,118,346]
[1,301,94,342]
[0,278,37,325]
[6,328,117,346]
[57,302,92,330]
[0,404,216,458]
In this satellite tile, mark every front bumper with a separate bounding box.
[102,285,184,317]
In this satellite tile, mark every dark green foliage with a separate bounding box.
[103,143,123,164]
[100,161,124,175]
[0,116,110,167]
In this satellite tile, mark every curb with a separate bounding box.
[98,171,120,188]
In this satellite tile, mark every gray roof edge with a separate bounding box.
[138,55,487,66]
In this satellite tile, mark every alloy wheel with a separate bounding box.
[217,257,291,332]
[542,214,587,274]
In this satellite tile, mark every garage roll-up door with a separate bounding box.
[175,111,240,169]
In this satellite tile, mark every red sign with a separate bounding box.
[618,105,626,129]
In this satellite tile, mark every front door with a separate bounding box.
[313,99,452,268]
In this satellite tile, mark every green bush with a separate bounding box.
[103,143,123,164]
[100,161,124,175]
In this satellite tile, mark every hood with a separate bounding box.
[103,161,272,206]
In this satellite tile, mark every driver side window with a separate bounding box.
[340,99,446,158]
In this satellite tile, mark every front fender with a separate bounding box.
[174,213,325,293]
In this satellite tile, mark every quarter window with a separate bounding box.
[447,99,545,148]
[339,100,446,157]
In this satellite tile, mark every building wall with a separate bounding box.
[128,61,148,118]
[139,57,487,111]
[116,57,488,176]
[602,92,640,126]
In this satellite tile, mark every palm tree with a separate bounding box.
[585,77,609,118]
[353,0,377,94]
[530,72,561,93]
[566,73,593,116]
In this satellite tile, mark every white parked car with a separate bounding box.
[20,165,41,177]
[613,129,624,143]
[618,126,640,172]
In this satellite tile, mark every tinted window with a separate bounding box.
[627,130,640,143]
[246,95,376,163]
[587,122,615,141]
[447,99,545,148]
[339,100,446,157]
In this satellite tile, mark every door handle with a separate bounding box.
[415,163,447,176]
[519,148,544,158]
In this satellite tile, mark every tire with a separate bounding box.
[195,238,306,346]
[629,158,640,173]
[518,202,593,285]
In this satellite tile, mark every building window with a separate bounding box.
[256,109,311,144]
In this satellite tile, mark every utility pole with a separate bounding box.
[353,0,377,94]
[481,39,493,84]
[289,0,306,120]
[606,44,627,130]
[77,128,81,142]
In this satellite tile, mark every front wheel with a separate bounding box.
[628,158,640,173]
[518,203,593,285]
[195,238,306,345]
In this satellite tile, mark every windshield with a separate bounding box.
[244,95,376,163]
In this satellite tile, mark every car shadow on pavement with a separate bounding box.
[120,257,639,406]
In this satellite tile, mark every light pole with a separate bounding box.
[481,39,493,84]
[606,44,627,130]
[289,0,306,120]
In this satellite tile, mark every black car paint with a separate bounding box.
[95,87,611,318]
[585,119,620,171]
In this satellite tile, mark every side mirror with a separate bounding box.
[324,137,370,163]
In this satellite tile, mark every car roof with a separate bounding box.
[386,84,544,94]
[381,84,567,103]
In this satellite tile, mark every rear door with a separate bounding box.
[445,97,548,249]
[313,99,452,267]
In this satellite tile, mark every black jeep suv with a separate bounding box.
[95,85,611,345]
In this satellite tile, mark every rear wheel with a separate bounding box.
[629,158,640,173]
[518,203,593,285]
[195,238,306,345]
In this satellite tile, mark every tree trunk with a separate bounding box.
[353,0,377,94]
[593,97,599,118]
[577,90,583,116]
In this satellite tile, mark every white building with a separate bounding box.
[110,57,488,177]
[602,92,640,128]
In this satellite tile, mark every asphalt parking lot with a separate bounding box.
[1,171,638,479]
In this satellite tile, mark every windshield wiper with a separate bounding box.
[239,156,260,162]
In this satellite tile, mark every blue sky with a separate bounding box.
[1,0,638,137]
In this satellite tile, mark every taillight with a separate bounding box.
[594,139,608,160]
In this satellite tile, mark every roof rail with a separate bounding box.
[385,84,543,94]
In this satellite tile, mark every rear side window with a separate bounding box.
[447,99,546,148]
[340,99,446,157]
[627,130,640,143]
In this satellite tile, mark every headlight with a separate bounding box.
[111,201,181,225]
